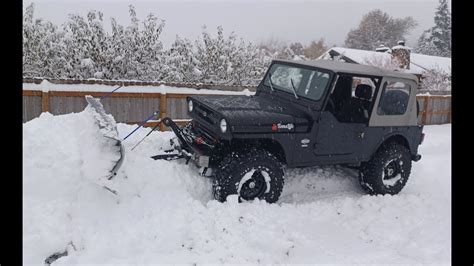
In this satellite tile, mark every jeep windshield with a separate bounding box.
[263,63,331,101]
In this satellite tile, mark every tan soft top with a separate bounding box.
[273,59,418,82]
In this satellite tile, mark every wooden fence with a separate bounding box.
[416,95,452,125]
[22,80,451,129]
[23,90,206,131]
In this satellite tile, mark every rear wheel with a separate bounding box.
[359,142,412,195]
[213,149,284,203]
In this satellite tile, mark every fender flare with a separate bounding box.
[371,132,412,156]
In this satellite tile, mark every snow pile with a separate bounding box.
[23,109,451,264]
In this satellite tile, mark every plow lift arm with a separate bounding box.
[150,117,193,162]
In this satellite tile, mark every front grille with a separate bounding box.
[195,104,215,125]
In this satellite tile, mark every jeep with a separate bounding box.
[156,59,424,203]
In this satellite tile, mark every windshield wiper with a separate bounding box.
[268,73,275,93]
[290,78,299,99]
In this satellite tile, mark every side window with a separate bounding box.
[326,74,378,124]
[351,77,376,99]
[377,81,411,115]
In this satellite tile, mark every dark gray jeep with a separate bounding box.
[156,59,425,203]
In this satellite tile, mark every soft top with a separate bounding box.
[273,59,418,82]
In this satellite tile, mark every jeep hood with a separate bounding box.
[189,95,310,133]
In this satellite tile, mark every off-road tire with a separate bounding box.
[359,142,412,195]
[213,149,284,203]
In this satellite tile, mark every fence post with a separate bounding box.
[421,95,430,125]
[41,91,49,113]
[159,93,167,131]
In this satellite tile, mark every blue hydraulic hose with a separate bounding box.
[123,111,160,141]
[100,85,123,100]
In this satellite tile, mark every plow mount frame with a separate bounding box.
[150,117,193,162]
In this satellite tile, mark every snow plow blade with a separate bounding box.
[85,95,124,179]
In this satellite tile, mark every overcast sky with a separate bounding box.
[23,0,449,49]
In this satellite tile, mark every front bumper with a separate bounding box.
[162,117,212,167]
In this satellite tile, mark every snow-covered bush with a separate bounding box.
[419,66,451,91]
[22,4,269,85]
[166,36,201,83]
[192,26,270,85]
[23,3,68,78]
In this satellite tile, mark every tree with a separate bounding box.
[166,36,200,82]
[258,37,287,58]
[303,38,328,59]
[193,26,269,85]
[414,0,451,57]
[344,9,417,51]
[59,5,166,80]
[23,3,68,78]
[62,10,108,79]
[22,5,268,84]
[227,39,270,85]
[113,5,165,81]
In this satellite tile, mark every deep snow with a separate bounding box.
[23,108,451,265]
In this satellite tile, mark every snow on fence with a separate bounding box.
[22,79,451,128]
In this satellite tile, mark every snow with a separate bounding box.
[23,82,255,96]
[23,108,451,264]
[410,53,451,73]
[40,79,51,92]
[237,169,272,196]
[391,45,412,51]
[81,58,94,67]
[323,47,451,75]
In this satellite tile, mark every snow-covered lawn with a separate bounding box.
[23,110,451,264]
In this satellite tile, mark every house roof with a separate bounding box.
[273,58,419,81]
[318,47,451,75]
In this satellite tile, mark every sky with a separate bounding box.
[22,0,448,49]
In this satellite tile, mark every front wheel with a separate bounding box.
[213,149,284,203]
[359,142,412,195]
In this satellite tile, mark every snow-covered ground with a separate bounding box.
[23,108,451,265]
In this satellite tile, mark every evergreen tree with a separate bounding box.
[414,0,451,57]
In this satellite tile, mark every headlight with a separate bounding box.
[220,119,228,133]
[188,100,193,112]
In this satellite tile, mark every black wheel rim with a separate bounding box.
[239,170,267,200]
[383,160,401,182]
